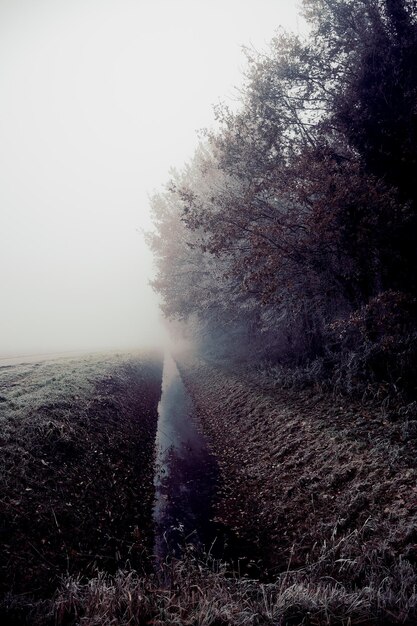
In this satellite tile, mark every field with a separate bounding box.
[2,350,417,625]
[0,351,162,621]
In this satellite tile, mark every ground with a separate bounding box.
[174,355,417,623]
[0,351,162,619]
[177,356,417,572]
[2,350,417,624]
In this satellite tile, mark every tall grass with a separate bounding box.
[51,523,417,625]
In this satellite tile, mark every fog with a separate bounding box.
[0,0,301,357]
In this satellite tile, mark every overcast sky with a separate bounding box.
[0,0,303,356]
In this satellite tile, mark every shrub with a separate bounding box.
[328,291,417,397]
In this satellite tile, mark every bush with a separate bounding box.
[328,291,417,397]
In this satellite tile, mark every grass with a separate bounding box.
[172,354,417,624]
[2,350,417,624]
[20,523,417,625]
[0,351,163,615]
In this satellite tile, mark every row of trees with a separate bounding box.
[149,0,417,393]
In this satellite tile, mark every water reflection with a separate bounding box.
[153,354,219,560]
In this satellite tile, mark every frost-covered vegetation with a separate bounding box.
[149,0,417,399]
[32,533,417,625]
[0,352,162,621]
[6,354,417,625]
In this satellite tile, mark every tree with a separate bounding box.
[149,0,417,386]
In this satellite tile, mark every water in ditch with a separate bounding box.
[153,353,221,561]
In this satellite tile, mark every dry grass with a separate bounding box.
[2,351,417,624]
[45,525,417,625]
[0,351,162,606]
[171,355,417,624]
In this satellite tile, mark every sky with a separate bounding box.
[0,0,303,356]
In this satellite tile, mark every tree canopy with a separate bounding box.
[149,0,417,392]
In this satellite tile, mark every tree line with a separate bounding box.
[148,0,417,396]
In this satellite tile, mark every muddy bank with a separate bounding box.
[0,352,162,603]
[177,356,417,576]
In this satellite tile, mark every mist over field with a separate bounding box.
[0,0,301,357]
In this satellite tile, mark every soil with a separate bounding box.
[0,352,163,603]
[177,356,417,578]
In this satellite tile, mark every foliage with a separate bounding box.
[149,0,417,396]
[328,291,417,395]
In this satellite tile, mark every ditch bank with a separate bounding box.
[177,356,417,579]
[0,352,163,610]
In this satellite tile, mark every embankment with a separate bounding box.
[177,356,417,578]
[0,351,162,610]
